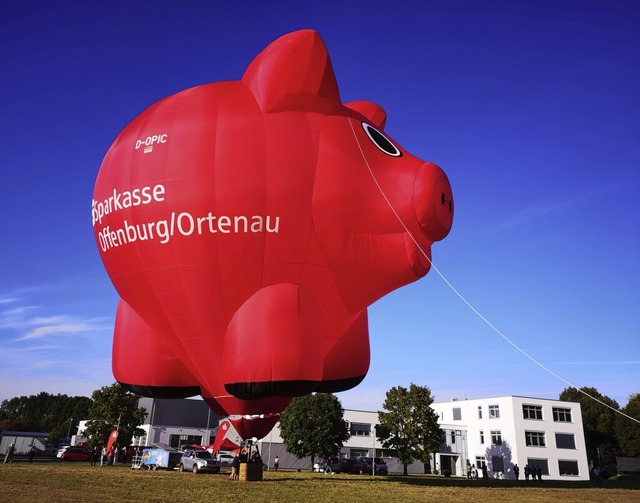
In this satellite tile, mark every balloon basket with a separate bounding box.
[239,462,263,481]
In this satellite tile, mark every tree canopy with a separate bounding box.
[82,383,146,448]
[615,393,640,457]
[278,393,349,468]
[559,386,619,460]
[377,383,441,475]
[0,392,92,444]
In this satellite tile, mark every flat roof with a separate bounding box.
[1,431,50,437]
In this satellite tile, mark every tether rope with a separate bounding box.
[348,118,639,425]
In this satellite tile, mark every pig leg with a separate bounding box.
[222,283,324,400]
[113,299,201,398]
[316,309,370,393]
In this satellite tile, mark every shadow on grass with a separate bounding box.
[259,471,640,490]
[383,473,640,490]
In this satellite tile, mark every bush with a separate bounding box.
[443,469,451,478]
[432,469,439,475]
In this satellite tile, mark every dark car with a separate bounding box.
[315,456,341,473]
[359,457,388,475]
[340,458,365,474]
[60,446,92,462]
[325,457,341,473]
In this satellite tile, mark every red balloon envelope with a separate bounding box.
[229,414,281,441]
[93,29,453,437]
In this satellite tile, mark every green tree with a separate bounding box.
[559,386,619,461]
[83,384,146,449]
[615,393,640,456]
[377,383,441,476]
[0,392,92,444]
[278,393,349,469]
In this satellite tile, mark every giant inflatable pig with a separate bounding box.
[92,29,453,427]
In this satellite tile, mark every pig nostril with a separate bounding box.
[441,193,445,205]
[448,201,452,212]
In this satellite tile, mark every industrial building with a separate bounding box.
[76,394,589,480]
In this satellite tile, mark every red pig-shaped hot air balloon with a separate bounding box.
[92,30,453,434]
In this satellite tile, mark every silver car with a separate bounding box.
[178,449,220,474]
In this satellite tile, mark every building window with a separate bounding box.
[350,423,371,436]
[491,430,502,445]
[169,434,202,450]
[489,405,500,418]
[350,449,367,458]
[451,431,456,444]
[558,460,579,476]
[553,407,572,423]
[525,431,546,447]
[527,458,549,476]
[475,456,486,469]
[555,433,576,449]
[522,404,543,420]
[480,430,484,444]
[478,406,482,419]
[453,407,461,421]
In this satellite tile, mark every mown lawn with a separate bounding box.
[1,462,638,503]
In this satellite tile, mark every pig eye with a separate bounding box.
[362,123,402,157]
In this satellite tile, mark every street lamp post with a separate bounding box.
[205,408,211,446]
[372,424,375,476]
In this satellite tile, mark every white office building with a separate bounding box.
[431,396,590,481]
[260,396,590,480]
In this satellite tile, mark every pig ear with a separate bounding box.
[344,101,387,130]
[242,30,341,113]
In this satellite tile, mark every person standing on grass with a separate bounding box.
[4,443,15,464]
[229,454,240,481]
[274,456,279,471]
[28,444,36,463]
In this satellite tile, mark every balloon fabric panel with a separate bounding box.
[93,29,453,438]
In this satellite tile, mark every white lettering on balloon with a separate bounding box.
[92,184,166,226]
[93,183,280,252]
[135,134,168,151]
[96,214,280,252]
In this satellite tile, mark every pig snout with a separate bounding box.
[414,162,454,242]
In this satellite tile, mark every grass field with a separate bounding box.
[1,462,638,503]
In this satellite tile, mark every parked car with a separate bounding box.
[314,457,341,473]
[340,458,365,474]
[60,446,91,462]
[178,449,220,474]
[56,446,71,458]
[359,457,388,475]
[216,453,234,467]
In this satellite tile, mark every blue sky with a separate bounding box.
[1,0,638,412]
